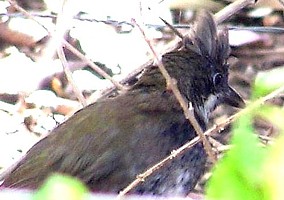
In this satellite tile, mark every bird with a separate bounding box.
[1,10,244,196]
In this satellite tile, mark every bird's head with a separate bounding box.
[162,10,244,123]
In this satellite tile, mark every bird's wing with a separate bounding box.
[1,100,126,189]
[1,90,185,191]
[2,131,123,189]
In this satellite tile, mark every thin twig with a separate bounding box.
[7,0,126,101]
[3,12,284,33]
[57,46,87,106]
[214,0,257,24]
[7,0,88,105]
[5,0,256,105]
[62,40,127,92]
[159,17,184,39]
[6,0,49,33]
[133,19,216,161]
[118,1,265,196]
[118,19,217,197]
[118,113,233,197]
[118,84,284,197]
[54,0,87,106]
[5,0,259,104]
[88,0,259,104]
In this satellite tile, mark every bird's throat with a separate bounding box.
[196,94,219,124]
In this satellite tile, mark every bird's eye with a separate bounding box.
[213,73,223,86]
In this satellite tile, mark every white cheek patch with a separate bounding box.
[197,94,219,123]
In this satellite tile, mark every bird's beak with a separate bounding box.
[222,87,245,108]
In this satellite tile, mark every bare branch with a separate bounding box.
[214,0,257,24]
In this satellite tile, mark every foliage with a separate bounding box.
[206,67,284,200]
[32,174,89,200]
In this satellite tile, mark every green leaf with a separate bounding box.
[207,66,284,199]
[254,105,284,200]
[256,105,284,132]
[33,174,89,200]
[206,113,266,200]
[263,134,284,200]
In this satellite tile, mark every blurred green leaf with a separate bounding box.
[207,66,284,200]
[255,106,284,200]
[256,105,284,132]
[263,133,284,200]
[33,174,89,200]
[206,113,266,200]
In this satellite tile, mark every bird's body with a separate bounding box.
[1,11,244,196]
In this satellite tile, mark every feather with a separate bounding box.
[184,10,230,66]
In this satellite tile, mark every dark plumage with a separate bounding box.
[1,10,244,196]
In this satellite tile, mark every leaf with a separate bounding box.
[263,134,284,200]
[33,174,89,200]
[256,105,284,132]
[206,113,266,200]
[256,106,284,200]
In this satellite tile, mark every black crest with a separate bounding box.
[183,10,230,66]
